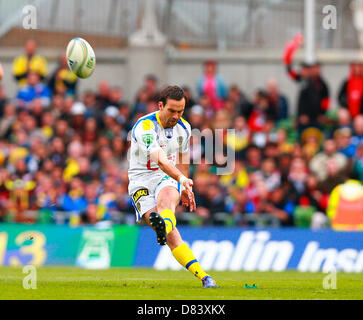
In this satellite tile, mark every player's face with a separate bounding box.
[159,98,185,128]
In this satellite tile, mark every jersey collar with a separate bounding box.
[155,111,164,128]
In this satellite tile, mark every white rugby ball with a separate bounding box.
[66,38,96,79]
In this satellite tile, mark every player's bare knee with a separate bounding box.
[157,195,178,211]
[157,199,175,212]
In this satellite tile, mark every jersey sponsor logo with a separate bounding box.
[147,159,158,171]
[132,188,149,203]
[165,128,173,139]
[86,57,95,69]
[142,133,154,147]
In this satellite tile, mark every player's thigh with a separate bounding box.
[155,176,181,211]
[156,186,180,212]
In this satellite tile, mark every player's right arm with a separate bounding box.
[149,148,184,182]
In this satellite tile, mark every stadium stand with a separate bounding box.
[0,0,362,230]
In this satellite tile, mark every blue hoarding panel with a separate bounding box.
[134,227,363,272]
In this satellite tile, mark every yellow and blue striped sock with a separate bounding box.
[172,243,208,280]
[160,209,176,235]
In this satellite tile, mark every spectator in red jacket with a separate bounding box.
[248,90,274,132]
[283,34,330,132]
[338,61,363,118]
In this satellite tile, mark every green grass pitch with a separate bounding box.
[0,266,362,300]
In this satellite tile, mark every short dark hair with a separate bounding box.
[158,85,187,106]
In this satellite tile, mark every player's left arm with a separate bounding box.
[176,121,196,212]
[176,151,196,211]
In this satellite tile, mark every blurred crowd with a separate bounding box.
[0,40,362,229]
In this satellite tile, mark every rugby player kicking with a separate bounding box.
[128,85,217,288]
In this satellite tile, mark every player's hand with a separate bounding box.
[181,189,196,212]
[179,176,196,212]
[181,178,196,212]
[182,178,193,193]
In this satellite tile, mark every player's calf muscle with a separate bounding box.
[167,228,183,250]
